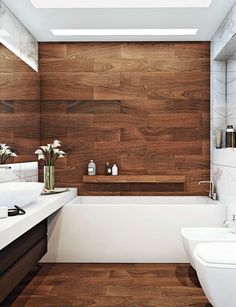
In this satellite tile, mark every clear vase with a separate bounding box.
[44,166,55,190]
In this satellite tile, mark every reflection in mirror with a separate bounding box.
[0,43,40,163]
[0,143,17,164]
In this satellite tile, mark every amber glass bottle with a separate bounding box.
[226,125,235,148]
[105,162,112,175]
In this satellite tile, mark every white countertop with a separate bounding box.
[0,188,77,250]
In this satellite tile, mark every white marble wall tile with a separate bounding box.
[211,2,236,216]
[4,163,21,178]
[212,2,236,60]
[0,168,19,183]
[0,162,38,183]
[211,58,227,167]
[213,148,236,168]
[229,51,236,60]
[227,60,236,71]
[227,69,236,125]
[0,0,38,71]
[212,164,236,216]
[20,161,38,178]
[215,36,236,60]
[211,72,226,122]
[211,58,226,72]
[211,71,226,149]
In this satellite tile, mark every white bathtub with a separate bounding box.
[42,196,226,263]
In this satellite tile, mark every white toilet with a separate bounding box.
[181,227,236,268]
[194,242,236,307]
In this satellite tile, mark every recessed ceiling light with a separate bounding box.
[31,0,213,8]
[51,29,198,36]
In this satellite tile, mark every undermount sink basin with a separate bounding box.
[0,182,44,208]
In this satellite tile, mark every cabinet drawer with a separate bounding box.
[0,236,47,303]
[0,219,47,275]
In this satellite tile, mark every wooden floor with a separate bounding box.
[2,264,212,307]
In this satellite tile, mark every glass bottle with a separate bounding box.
[88,160,96,176]
[226,125,235,148]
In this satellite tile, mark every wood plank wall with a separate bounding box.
[0,44,40,162]
[40,42,210,195]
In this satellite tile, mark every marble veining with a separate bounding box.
[212,2,236,60]
[0,0,38,71]
[0,161,38,183]
[212,163,236,216]
[211,2,236,216]
[227,66,236,126]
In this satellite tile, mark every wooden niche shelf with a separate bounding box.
[83,175,185,184]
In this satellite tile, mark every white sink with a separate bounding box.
[0,182,44,208]
[181,227,236,268]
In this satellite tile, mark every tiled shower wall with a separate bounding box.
[211,1,236,216]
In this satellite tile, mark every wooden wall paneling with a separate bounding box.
[39,42,210,195]
[0,73,39,100]
[121,43,175,59]
[0,43,35,74]
[121,127,210,142]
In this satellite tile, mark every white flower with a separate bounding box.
[38,154,45,160]
[40,145,48,151]
[0,143,17,163]
[52,140,61,149]
[35,140,65,166]
[35,149,43,154]
[0,144,10,151]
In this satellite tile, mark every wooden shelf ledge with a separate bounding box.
[83,175,185,184]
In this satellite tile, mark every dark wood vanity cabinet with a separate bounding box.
[0,219,47,303]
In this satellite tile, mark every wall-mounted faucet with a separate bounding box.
[198,180,217,200]
[224,215,236,234]
[0,166,11,170]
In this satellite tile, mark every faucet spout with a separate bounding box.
[198,180,217,200]
[0,166,11,169]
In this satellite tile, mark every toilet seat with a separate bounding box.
[195,243,236,267]
[194,243,236,307]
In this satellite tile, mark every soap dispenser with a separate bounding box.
[88,160,96,176]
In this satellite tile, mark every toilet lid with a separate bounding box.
[195,243,236,265]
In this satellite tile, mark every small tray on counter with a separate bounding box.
[41,188,70,195]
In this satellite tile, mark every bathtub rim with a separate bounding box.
[67,195,223,206]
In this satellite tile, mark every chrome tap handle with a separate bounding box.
[224,219,232,228]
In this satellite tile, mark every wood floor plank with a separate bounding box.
[2,263,212,307]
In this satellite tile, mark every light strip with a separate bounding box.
[51,29,198,36]
[31,0,213,8]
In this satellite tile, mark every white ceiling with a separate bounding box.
[3,0,236,41]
